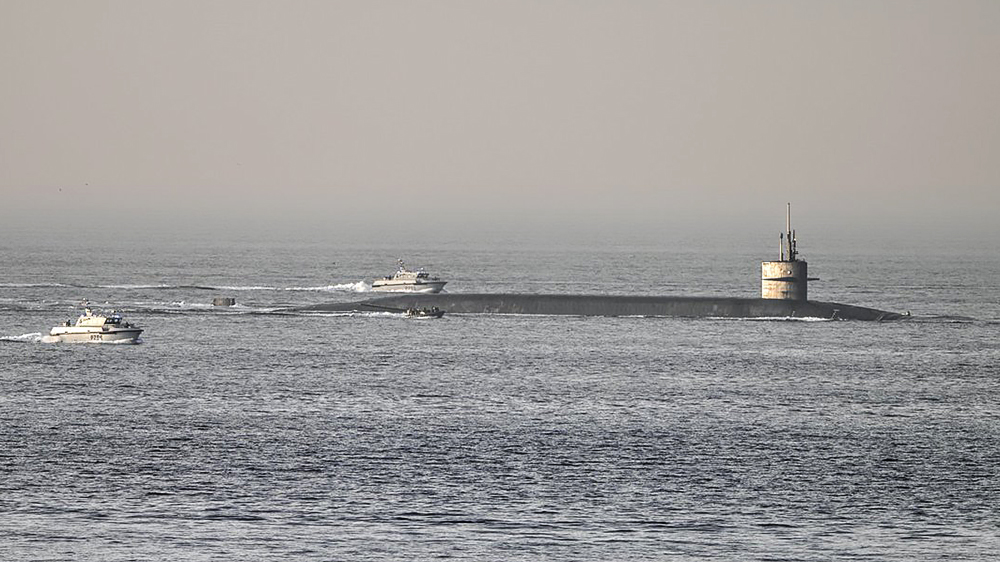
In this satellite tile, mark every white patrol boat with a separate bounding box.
[44,308,143,344]
[372,260,447,293]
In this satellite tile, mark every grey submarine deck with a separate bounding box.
[296,293,903,321]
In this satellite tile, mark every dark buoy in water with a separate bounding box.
[212,297,236,307]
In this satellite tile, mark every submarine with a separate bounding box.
[298,205,905,321]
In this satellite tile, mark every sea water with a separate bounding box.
[1,229,998,561]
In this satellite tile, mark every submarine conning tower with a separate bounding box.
[761,203,809,301]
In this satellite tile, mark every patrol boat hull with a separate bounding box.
[45,327,143,343]
[372,259,447,293]
[371,280,447,293]
[44,308,144,343]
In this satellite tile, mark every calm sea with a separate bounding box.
[2,230,998,561]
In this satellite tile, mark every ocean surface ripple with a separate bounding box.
[2,239,998,560]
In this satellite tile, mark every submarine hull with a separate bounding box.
[296,293,903,321]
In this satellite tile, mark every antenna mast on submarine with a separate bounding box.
[784,202,797,262]
[762,203,809,300]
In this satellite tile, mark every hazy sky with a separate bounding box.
[2,0,998,242]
